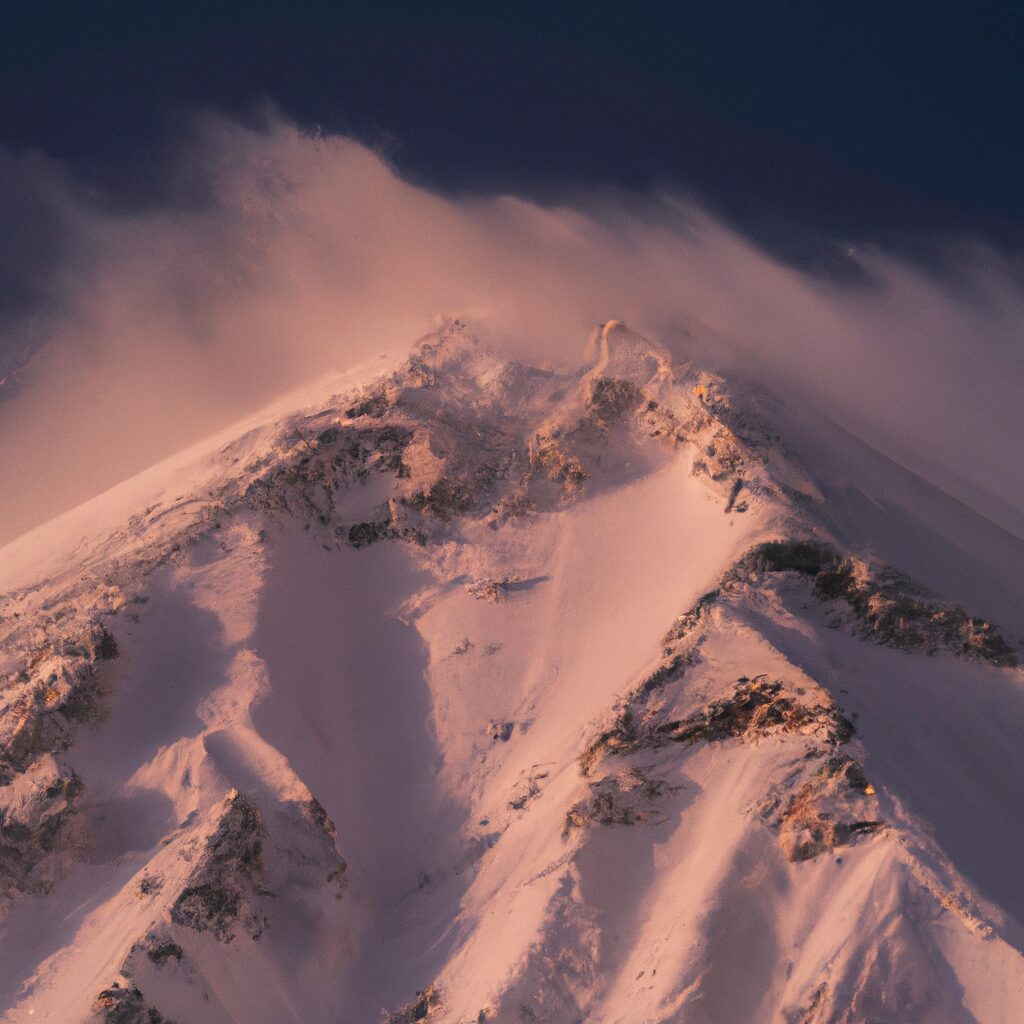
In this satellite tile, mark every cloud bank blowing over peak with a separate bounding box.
[0,111,1022,547]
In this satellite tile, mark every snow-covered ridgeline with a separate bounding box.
[0,321,1021,1023]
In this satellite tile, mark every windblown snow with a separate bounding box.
[0,320,1022,1024]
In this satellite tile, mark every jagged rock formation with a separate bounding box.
[0,320,1022,1023]
[0,621,119,785]
[139,935,184,967]
[576,647,883,864]
[382,983,442,1023]
[89,981,172,1024]
[728,540,1017,666]
[760,753,884,863]
[0,754,85,906]
[170,790,268,942]
[563,766,677,835]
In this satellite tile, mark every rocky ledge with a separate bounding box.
[577,676,882,863]
[729,540,1017,667]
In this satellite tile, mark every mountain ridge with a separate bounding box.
[1,320,1022,1023]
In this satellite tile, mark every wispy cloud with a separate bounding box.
[1,113,1021,545]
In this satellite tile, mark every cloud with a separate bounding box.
[0,112,1022,546]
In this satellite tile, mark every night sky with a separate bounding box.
[3,1,1022,245]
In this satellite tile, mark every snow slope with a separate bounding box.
[0,320,1022,1023]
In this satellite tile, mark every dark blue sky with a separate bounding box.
[2,2,1022,244]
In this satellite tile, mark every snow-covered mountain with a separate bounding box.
[1,320,1022,1024]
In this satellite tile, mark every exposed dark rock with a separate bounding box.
[661,590,720,654]
[488,491,534,523]
[402,477,472,520]
[466,577,524,602]
[584,677,852,778]
[785,983,827,1024]
[383,983,441,1023]
[529,436,588,492]
[760,754,885,862]
[730,540,1017,667]
[170,790,268,942]
[347,518,391,549]
[656,679,854,749]
[144,937,184,966]
[0,756,85,905]
[564,767,676,836]
[297,796,348,896]
[344,384,391,419]
[486,720,513,742]
[172,883,243,936]
[581,675,881,862]
[301,795,335,834]
[693,430,744,482]
[93,627,120,661]
[137,874,162,896]
[90,982,172,1024]
[732,539,836,577]
[580,590,718,774]
[0,619,122,785]
[586,377,644,425]
[242,421,414,529]
[724,478,747,514]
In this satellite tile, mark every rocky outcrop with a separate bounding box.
[240,420,417,537]
[575,556,891,862]
[465,576,525,602]
[586,376,645,425]
[583,535,1018,783]
[0,618,105,913]
[90,981,173,1024]
[656,678,854,749]
[297,795,349,898]
[170,790,268,942]
[0,754,85,909]
[761,754,884,863]
[579,676,880,862]
[583,676,852,776]
[167,789,346,945]
[485,720,513,742]
[0,621,119,785]
[563,766,676,836]
[729,540,1017,666]
[579,590,718,775]
[140,934,184,967]
[382,983,441,1023]
[574,533,1016,872]
[528,434,588,494]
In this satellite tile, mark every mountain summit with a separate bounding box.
[1,322,1022,1023]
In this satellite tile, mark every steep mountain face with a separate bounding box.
[0,320,1022,1024]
